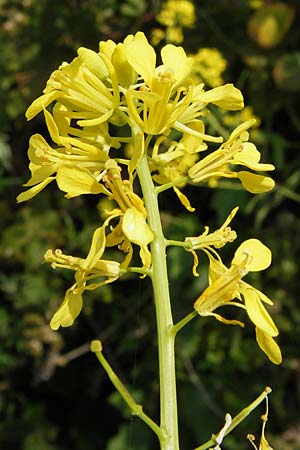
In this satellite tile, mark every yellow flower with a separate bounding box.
[185,207,238,276]
[45,215,121,330]
[249,0,265,10]
[48,101,122,151]
[125,32,243,138]
[16,111,111,201]
[165,26,184,44]
[26,46,123,128]
[190,48,227,87]
[102,159,154,271]
[188,120,275,193]
[99,36,137,88]
[156,0,196,29]
[125,32,191,134]
[150,123,207,184]
[194,238,282,364]
[150,27,166,46]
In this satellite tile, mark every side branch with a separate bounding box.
[90,340,164,441]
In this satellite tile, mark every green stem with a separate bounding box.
[91,341,163,440]
[165,239,189,248]
[137,152,180,450]
[155,176,188,195]
[193,387,272,450]
[172,311,198,336]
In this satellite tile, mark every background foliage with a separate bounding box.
[1,0,300,449]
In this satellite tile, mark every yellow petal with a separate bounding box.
[232,238,271,271]
[126,32,156,86]
[43,108,60,144]
[161,44,191,83]
[194,266,239,313]
[50,290,83,330]
[77,47,109,79]
[52,102,71,135]
[27,134,51,165]
[255,327,282,365]
[105,222,124,247]
[24,163,57,186]
[26,91,58,120]
[243,288,278,337]
[56,167,107,197]
[17,177,55,202]
[260,434,275,450]
[234,143,275,171]
[99,39,116,59]
[197,84,244,110]
[122,207,154,246]
[257,288,273,305]
[111,43,137,87]
[238,171,275,193]
[173,187,195,212]
[83,226,106,270]
[208,255,227,283]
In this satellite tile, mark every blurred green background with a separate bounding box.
[1,0,300,449]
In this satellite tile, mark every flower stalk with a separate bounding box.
[137,151,180,450]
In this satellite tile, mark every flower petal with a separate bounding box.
[243,288,278,337]
[161,44,191,83]
[24,162,57,186]
[234,142,275,171]
[255,327,282,365]
[77,47,109,79]
[194,265,239,313]
[26,91,58,120]
[238,171,275,193]
[126,32,156,86]
[56,167,107,197]
[27,134,51,165]
[122,207,154,246]
[111,43,137,87]
[83,226,106,270]
[17,177,55,202]
[232,238,272,271]
[50,290,83,330]
[197,84,244,110]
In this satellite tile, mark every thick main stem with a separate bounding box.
[137,152,179,450]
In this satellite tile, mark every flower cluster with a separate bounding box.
[190,47,227,88]
[152,0,196,45]
[19,32,280,364]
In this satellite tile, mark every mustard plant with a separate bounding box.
[18,32,281,450]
